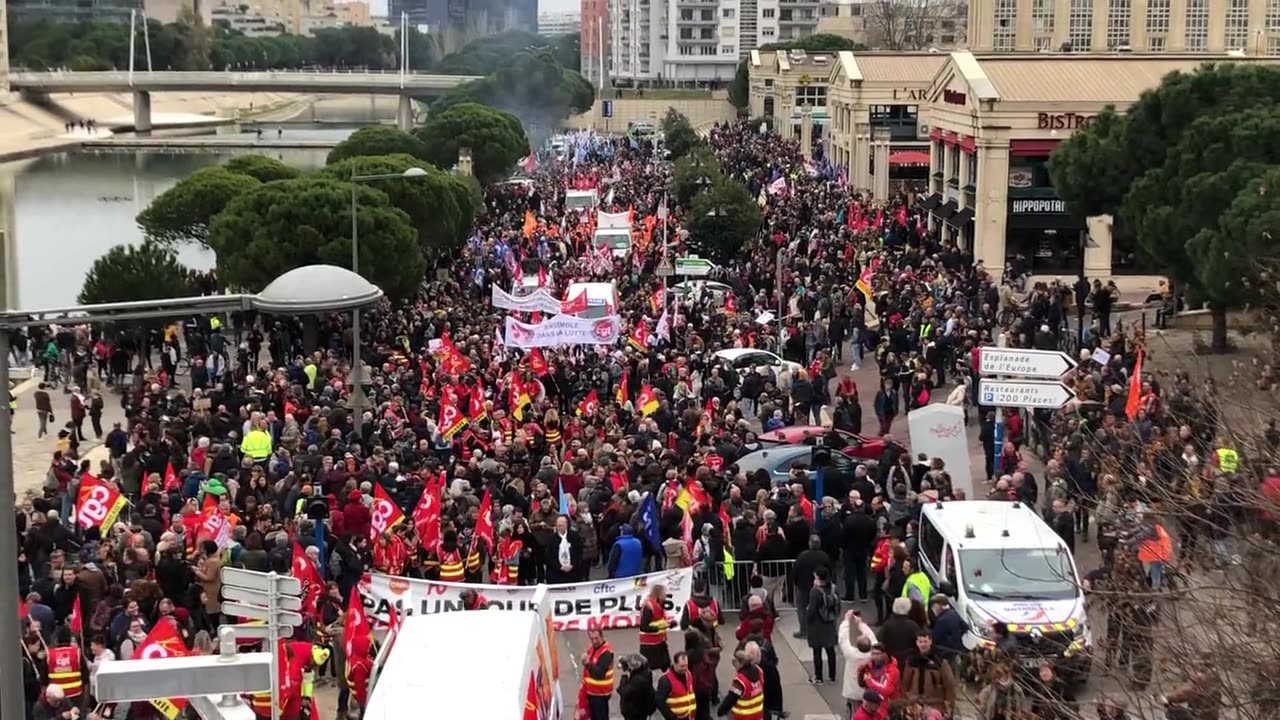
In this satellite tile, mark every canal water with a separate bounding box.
[2,121,362,310]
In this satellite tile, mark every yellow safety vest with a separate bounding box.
[1216,448,1239,473]
[901,571,931,607]
[242,429,273,460]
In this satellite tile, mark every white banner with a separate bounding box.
[505,314,621,348]
[360,568,694,631]
[491,285,564,315]
[597,210,631,229]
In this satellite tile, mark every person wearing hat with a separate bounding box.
[852,690,886,720]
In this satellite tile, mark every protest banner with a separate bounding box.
[504,314,621,348]
[361,568,693,631]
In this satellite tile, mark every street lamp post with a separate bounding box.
[0,266,383,720]
[348,166,428,434]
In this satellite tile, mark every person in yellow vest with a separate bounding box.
[638,583,671,670]
[241,418,273,464]
[438,531,466,582]
[900,558,932,617]
[46,643,83,700]
[580,628,615,720]
[1214,440,1239,474]
[656,651,697,719]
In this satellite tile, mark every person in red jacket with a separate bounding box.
[857,644,900,701]
[869,532,895,623]
[346,634,373,715]
[735,595,775,644]
[342,490,371,541]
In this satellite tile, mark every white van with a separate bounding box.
[564,281,619,319]
[592,226,632,257]
[917,501,1092,683]
[566,189,598,212]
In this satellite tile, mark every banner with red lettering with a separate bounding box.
[359,568,693,631]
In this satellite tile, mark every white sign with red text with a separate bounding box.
[360,568,693,631]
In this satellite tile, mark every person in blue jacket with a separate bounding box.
[608,524,644,578]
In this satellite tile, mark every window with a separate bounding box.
[1032,0,1055,34]
[700,27,714,38]
[722,44,735,53]
[1269,36,1280,55]
[1106,0,1130,48]
[1185,0,1208,50]
[1146,0,1169,34]
[701,45,716,54]
[948,143,960,183]
[1148,34,1165,50]
[1068,0,1093,49]
[762,7,775,17]
[993,0,1017,50]
[762,27,775,36]
[919,519,944,572]
[680,27,694,38]
[1270,0,1280,30]
[1224,0,1249,50]
[722,7,734,17]
[965,152,978,188]
[795,84,827,106]
[958,548,1079,601]
[680,8,693,19]
[701,9,713,20]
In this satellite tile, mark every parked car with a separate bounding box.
[713,348,803,377]
[758,425,886,461]
[734,444,874,500]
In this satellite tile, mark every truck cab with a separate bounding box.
[917,501,1092,684]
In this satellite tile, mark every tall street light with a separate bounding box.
[0,265,383,720]
[348,166,428,434]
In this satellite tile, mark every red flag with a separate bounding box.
[561,288,588,315]
[636,385,659,416]
[134,619,191,717]
[528,348,550,377]
[343,586,372,660]
[413,476,442,553]
[369,483,405,542]
[615,370,629,406]
[76,475,127,530]
[69,595,82,635]
[530,310,543,324]
[799,495,815,524]
[385,602,402,648]
[1125,349,1144,421]
[725,295,737,314]
[201,492,219,513]
[577,388,600,417]
[719,503,732,535]
[474,488,495,552]
[469,380,487,422]
[438,395,468,440]
[629,321,650,351]
[163,462,179,492]
[538,265,549,288]
[291,542,323,619]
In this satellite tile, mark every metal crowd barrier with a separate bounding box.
[692,559,799,612]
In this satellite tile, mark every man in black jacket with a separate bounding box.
[841,496,876,601]
[543,514,584,584]
[792,535,831,639]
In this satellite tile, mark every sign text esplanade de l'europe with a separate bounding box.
[748,49,1277,278]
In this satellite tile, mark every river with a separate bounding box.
[1,120,365,310]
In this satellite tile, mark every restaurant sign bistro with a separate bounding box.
[1037,112,1096,130]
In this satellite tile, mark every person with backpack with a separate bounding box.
[805,566,841,685]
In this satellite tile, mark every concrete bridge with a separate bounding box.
[8,70,483,132]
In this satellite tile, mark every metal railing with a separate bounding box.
[693,559,799,612]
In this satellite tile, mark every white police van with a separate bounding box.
[917,500,1092,684]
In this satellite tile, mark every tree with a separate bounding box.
[434,30,555,75]
[319,154,478,263]
[79,242,197,308]
[661,109,703,162]
[327,126,432,165]
[729,34,865,109]
[223,154,300,183]
[414,103,529,183]
[685,179,761,265]
[137,166,261,249]
[862,0,965,50]
[208,177,425,300]
[1050,63,1280,351]
[669,146,723,207]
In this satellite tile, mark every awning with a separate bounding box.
[919,193,942,210]
[946,207,974,227]
[934,200,958,218]
[889,150,931,167]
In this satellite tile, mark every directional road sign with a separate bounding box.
[221,567,301,596]
[225,622,293,640]
[675,257,714,277]
[979,379,1076,409]
[222,586,304,612]
[221,601,304,627]
[979,347,1076,379]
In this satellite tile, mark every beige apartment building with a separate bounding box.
[749,49,1276,276]
[968,0,1280,54]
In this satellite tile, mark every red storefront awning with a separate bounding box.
[1010,139,1061,156]
[889,150,931,166]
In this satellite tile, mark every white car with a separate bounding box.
[713,348,803,376]
[672,280,733,301]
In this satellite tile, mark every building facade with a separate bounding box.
[581,0,609,86]
[8,0,142,22]
[539,10,582,35]
[144,0,214,25]
[1,0,9,94]
[816,0,968,48]
[749,48,1276,276]
[968,0,1280,53]
[608,0,820,83]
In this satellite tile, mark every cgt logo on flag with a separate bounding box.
[389,577,411,595]
[632,577,649,589]
[592,319,616,341]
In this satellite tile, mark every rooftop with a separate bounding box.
[922,500,1067,551]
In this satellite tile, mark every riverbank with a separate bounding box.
[0,90,312,161]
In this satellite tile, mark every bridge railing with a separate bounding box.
[9,69,479,80]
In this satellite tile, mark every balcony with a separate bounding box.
[677,14,719,23]
[778,13,816,24]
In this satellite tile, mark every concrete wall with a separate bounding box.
[563,94,738,132]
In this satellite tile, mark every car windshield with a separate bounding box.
[958,548,1078,601]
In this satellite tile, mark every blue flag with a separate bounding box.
[639,494,661,550]
[559,478,571,515]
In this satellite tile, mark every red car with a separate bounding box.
[758,425,886,460]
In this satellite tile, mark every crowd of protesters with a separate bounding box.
[9,117,1269,720]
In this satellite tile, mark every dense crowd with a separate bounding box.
[9,118,1267,720]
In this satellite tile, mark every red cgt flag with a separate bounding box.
[69,595,82,635]
[133,618,192,718]
[291,542,323,619]
[577,388,600,417]
[474,488,495,553]
[343,586,372,661]
[369,483,405,542]
[528,348,550,377]
[561,288,588,315]
[1125,349,1144,421]
[469,379,488,422]
[413,476,442,553]
[163,462,179,492]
